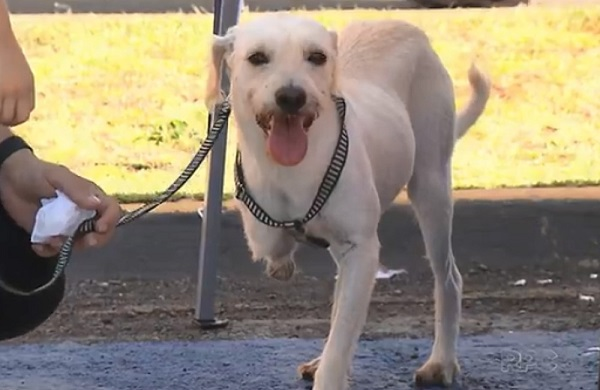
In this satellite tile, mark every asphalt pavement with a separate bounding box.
[7,0,421,14]
[0,331,597,389]
[7,0,592,14]
[66,196,600,282]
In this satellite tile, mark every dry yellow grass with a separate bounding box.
[9,6,600,202]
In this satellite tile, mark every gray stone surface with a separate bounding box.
[0,331,598,389]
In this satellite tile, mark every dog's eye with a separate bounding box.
[247,52,270,66]
[307,51,327,66]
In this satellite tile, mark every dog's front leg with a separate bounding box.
[238,206,297,281]
[313,236,379,390]
[298,247,344,381]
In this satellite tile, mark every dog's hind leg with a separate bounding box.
[408,160,462,387]
[406,71,463,386]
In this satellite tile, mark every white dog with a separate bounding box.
[206,13,490,389]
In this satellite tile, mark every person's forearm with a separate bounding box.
[0,125,14,143]
[0,0,14,39]
[0,126,36,189]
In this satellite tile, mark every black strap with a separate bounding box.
[0,136,33,170]
[234,96,349,237]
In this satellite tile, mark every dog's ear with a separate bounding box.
[329,30,340,93]
[329,30,338,53]
[205,27,236,109]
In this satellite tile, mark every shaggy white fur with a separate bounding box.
[206,13,490,389]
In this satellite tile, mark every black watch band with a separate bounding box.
[0,136,33,170]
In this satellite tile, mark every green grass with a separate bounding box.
[9,6,600,203]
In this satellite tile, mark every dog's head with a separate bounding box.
[205,13,338,166]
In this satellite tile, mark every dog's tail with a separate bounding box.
[455,63,491,139]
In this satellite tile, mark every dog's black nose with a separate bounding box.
[275,86,307,114]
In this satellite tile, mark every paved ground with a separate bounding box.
[1,331,598,389]
[0,190,598,386]
[68,187,600,282]
[6,0,424,14]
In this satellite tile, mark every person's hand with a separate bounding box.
[0,34,35,126]
[0,149,121,257]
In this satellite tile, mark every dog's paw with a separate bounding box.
[266,258,295,281]
[414,357,460,387]
[312,369,349,390]
[298,356,321,381]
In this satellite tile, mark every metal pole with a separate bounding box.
[193,0,241,330]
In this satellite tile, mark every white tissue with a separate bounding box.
[30,191,96,244]
[335,265,407,281]
[375,267,407,280]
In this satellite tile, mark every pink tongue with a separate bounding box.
[267,115,308,166]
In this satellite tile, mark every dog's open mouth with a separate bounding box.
[256,112,316,166]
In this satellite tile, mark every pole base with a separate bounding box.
[194,318,230,330]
